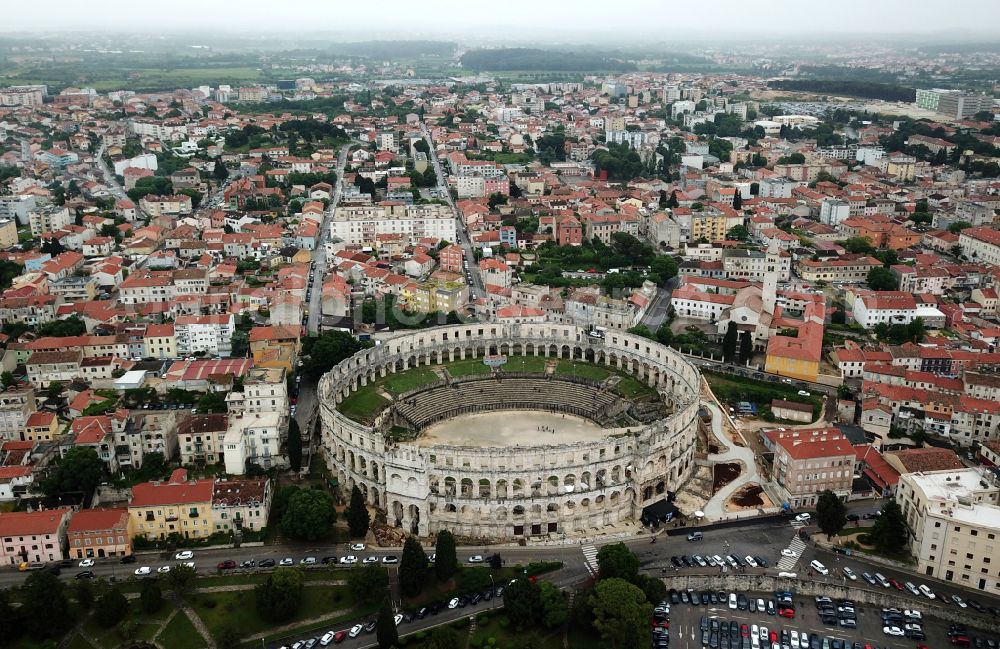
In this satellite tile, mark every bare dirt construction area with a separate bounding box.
[673,465,713,514]
[725,483,774,512]
[713,462,742,493]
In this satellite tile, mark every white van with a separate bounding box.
[809,560,829,575]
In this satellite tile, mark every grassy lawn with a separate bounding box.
[159,611,208,649]
[336,387,389,423]
[556,360,611,381]
[616,376,656,399]
[192,585,353,639]
[471,614,564,649]
[383,367,439,394]
[192,570,347,588]
[445,358,492,377]
[501,355,547,373]
[704,370,821,417]
[239,604,379,649]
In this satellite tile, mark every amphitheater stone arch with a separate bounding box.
[318,324,701,539]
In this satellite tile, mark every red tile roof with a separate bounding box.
[0,508,71,537]
[67,508,128,534]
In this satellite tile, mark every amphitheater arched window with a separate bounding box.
[495,480,508,499]
[643,486,653,500]
[595,495,605,507]
[495,506,508,521]
[564,500,575,511]
[371,462,379,480]
[512,479,524,497]
[580,498,591,509]
[513,505,525,517]
[547,475,559,495]
[546,503,559,513]
[531,504,543,515]
[564,474,576,491]
[611,466,621,482]
[444,503,457,513]
[429,475,440,494]
[460,478,474,497]
[595,469,607,487]
[478,479,491,498]
[581,472,591,490]
[656,481,665,495]
[610,491,621,504]
[444,477,456,496]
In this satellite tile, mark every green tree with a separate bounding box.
[425,626,462,649]
[635,573,667,605]
[165,563,197,600]
[281,488,336,541]
[589,578,652,649]
[75,578,95,610]
[42,446,103,497]
[434,529,458,582]
[870,500,908,555]
[726,224,749,241]
[538,581,569,629]
[722,322,738,363]
[948,220,972,234]
[287,417,303,472]
[595,542,639,581]
[255,567,304,623]
[140,580,163,614]
[94,587,129,628]
[303,330,370,380]
[503,577,542,629]
[347,564,390,607]
[21,571,72,639]
[37,315,86,337]
[0,589,24,645]
[213,156,229,181]
[739,331,753,363]
[732,191,742,210]
[815,489,847,539]
[46,381,65,400]
[346,484,371,538]
[842,236,875,254]
[196,391,227,413]
[398,536,428,598]
[376,598,398,649]
[649,255,678,287]
[866,266,898,291]
[216,624,241,649]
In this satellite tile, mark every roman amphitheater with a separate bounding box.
[318,323,702,539]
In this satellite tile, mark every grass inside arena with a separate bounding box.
[336,357,657,423]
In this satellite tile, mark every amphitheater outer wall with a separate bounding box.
[318,323,701,539]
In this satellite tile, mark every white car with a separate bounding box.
[320,631,335,646]
[882,626,904,637]
[918,584,936,599]
[279,557,294,566]
[339,555,358,565]
[777,571,797,578]
[393,614,403,626]
[174,550,194,560]
[362,556,379,565]
[728,593,737,609]
[712,554,725,566]
[157,566,171,574]
[348,624,364,638]
[300,557,317,566]
[952,594,968,608]
[382,556,399,564]
[349,543,366,551]
[795,513,811,523]
[448,597,460,609]
[790,631,799,648]
[428,553,436,563]
[134,566,151,576]
[781,549,798,558]
[744,556,758,567]
[467,555,484,563]
[904,609,922,620]
[809,559,828,575]
[842,567,857,580]
[905,581,920,597]
[797,390,811,396]
[182,562,195,569]
[79,558,95,568]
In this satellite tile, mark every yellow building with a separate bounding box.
[128,468,215,541]
[248,325,299,374]
[23,411,59,442]
[690,209,742,243]
[143,323,177,360]
[0,219,17,249]
[411,281,468,314]
[886,155,916,182]
[763,322,822,382]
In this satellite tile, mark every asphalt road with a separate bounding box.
[307,142,355,335]
[641,275,679,330]
[420,122,484,300]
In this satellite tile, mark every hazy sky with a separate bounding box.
[6,0,1000,36]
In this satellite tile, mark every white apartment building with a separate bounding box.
[722,249,791,282]
[897,469,1000,593]
[0,388,35,442]
[174,314,234,358]
[224,411,283,475]
[959,227,1000,267]
[819,199,850,227]
[28,206,72,237]
[226,368,288,417]
[330,204,456,247]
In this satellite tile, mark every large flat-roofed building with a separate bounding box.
[330,203,456,247]
[763,426,855,508]
[896,468,1000,592]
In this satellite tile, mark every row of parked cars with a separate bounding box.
[813,596,860,631]
[652,600,669,649]
[671,588,795,619]
[276,582,511,648]
[670,553,770,569]
[877,606,925,640]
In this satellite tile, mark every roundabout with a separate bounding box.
[318,323,703,540]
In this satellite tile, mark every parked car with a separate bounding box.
[259,558,276,568]
[217,560,237,570]
[468,555,484,563]
[79,558,95,568]
[809,560,829,575]
[134,566,152,576]
[75,570,95,579]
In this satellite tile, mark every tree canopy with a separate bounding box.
[43,446,103,497]
[596,542,639,581]
[398,536,429,598]
[347,564,389,607]
[346,484,371,538]
[281,488,336,541]
[302,330,371,380]
[589,578,652,649]
[869,500,908,555]
[815,490,847,538]
[434,529,458,583]
[255,567,304,623]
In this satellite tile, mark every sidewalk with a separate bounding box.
[699,399,764,521]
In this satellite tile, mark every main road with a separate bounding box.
[419,122,484,299]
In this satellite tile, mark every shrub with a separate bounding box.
[470,637,483,648]
[203,598,217,609]
[499,616,510,628]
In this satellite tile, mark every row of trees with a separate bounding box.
[814,489,909,555]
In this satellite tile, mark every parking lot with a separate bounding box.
[667,586,1000,649]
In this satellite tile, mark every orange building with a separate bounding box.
[66,508,132,559]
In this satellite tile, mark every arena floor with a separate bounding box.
[416,410,610,447]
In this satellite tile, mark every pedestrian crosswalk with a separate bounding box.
[582,544,599,575]
[790,519,806,530]
[776,535,806,571]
